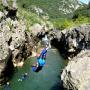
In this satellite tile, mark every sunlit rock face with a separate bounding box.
[0,10,37,84]
[30,23,52,36]
[30,23,44,36]
[61,50,90,90]
[0,0,52,84]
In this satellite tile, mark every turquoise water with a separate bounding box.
[1,49,65,90]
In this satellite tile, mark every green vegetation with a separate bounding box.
[73,4,90,20]
[52,15,90,30]
[17,8,45,32]
[17,0,78,19]
[52,18,74,30]
[17,0,62,18]
[75,15,89,24]
[0,0,90,31]
[51,2,90,30]
[17,0,90,30]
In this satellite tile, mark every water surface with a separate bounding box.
[2,48,65,90]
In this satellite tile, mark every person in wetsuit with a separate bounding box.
[32,46,48,72]
[39,47,48,59]
[32,57,46,72]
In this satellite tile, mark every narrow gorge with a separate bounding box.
[50,25,90,90]
[0,0,90,90]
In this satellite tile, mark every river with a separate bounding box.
[1,48,66,90]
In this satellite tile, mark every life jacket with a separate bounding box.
[38,58,46,67]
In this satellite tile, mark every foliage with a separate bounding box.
[51,18,66,29]
[61,19,74,30]
[18,9,40,32]
[52,15,90,30]
[52,2,90,30]
[75,15,89,24]
[0,0,89,31]
[17,0,78,19]
[73,3,90,20]
[52,18,75,30]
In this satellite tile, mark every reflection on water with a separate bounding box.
[1,49,65,90]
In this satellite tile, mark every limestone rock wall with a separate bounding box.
[49,25,90,90]
[0,10,38,84]
[50,24,90,59]
[61,50,90,90]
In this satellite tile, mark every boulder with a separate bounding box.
[61,50,90,90]
[30,23,44,36]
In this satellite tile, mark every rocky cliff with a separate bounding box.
[0,1,40,84]
[61,50,90,90]
[0,12,35,84]
[0,0,90,88]
[49,24,90,90]
[50,24,90,59]
[0,0,52,84]
[50,25,90,90]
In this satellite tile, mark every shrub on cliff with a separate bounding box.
[60,19,74,30]
[52,15,90,30]
[75,15,89,25]
[52,18,74,30]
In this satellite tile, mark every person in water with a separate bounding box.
[4,82,10,90]
[18,73,28,81]
[22,73,28,80]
